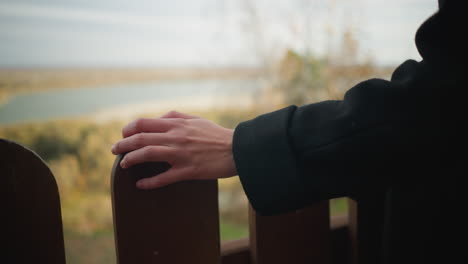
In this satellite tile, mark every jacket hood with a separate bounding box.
[415,0,467,69]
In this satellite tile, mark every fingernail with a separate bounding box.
[111,144,116,154]
[120,159,126,168]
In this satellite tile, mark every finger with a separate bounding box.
[160,110,198,119]
[136,168,187,189]
[122,118,173,138]
[112,133,170,154]
[120,145,174,168]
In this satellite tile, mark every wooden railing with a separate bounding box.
[2,139,66,264]
[3,138,365,264]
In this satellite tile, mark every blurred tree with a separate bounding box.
[273,50,326,105]
[237,0,390,109]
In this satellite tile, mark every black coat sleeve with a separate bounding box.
[232,60,424,215]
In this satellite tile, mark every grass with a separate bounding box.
[220,221,249,241]
[64,230,116,264]
[330,198,349,216]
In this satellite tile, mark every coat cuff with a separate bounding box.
[232,105,306,215]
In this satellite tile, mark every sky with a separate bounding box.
[0,0,438,68]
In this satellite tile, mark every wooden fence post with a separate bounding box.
[348,198,359,264]
[248,201,330,264]
[347,195,386,264]
[1,139,66,264]
[2,139,354,264]
[111,154,220,264]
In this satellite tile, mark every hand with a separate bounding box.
[111,111,237,189]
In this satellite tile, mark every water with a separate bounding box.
[0,79,258,125]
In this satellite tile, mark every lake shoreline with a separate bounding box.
[0,68,262,105]
[0,95,256,128]
[91,94,255,123]
[0,78,260,126]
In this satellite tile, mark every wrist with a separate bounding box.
[224,128,238,178]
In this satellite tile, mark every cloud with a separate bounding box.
[0,2,216,33]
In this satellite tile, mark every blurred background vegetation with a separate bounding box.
[0,0,435,263]
[0,52,387,263]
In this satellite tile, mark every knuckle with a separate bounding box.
[123,154,132,165]
[184,136,194,145]
[169,128,187,139]
[180,136,190,145]
[180,118,189,124]
[133,133,145,148]
[142,146,157,159]
[134,118,147,131]
[174,118,187,126]
[167,110,179,116]
[174,134,190,144]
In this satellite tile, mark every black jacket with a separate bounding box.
[232,1,466,263]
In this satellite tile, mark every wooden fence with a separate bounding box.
[3,138,371,264]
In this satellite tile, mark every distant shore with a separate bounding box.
[90,94,255,124]
[0,67,262,106]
